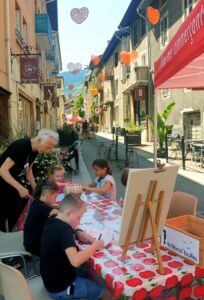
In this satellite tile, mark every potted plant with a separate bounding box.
[124,121,144,145]
[148,102,175,157]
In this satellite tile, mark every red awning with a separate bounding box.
[68,115,84,123]
[154,0,204,89]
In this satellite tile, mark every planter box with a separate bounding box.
[124,133,141,145]
[161,215,204,267]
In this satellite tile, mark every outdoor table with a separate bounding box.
[78,192,204,299]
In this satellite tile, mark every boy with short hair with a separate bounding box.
[40,194,105,300]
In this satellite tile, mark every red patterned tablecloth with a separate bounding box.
[79,193,204,300]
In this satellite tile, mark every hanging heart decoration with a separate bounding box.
[131,50,138,61]
[68,84,74,90]
[91,55,100,65]
[89,87,98,96]
[70,7,89,24]
[67,62,82,74]
[98,73,105,81]
[119,51,131,65]
[147,6,160,25]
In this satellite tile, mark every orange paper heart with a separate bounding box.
[119,51,131,65]
[89,87,98,96]
[98,73,105,81]
[131,50,138,61]
[147,6,160,25]
[91,55,100,65]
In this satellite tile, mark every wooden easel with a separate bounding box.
[121,178,165,274]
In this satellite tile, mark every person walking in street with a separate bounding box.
[0,128,59,232]
[83,159,116,202]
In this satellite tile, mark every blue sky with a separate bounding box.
[58,0,132,70]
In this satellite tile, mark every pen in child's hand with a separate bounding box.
[98,234,102,240]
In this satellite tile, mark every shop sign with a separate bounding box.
[135,86,146,101]
[20,56,39,84]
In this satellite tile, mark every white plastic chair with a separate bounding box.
[0,231,32,278]
[0,261,52,300]
[167,191,198,219]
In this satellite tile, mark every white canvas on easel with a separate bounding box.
[118,165,179,247]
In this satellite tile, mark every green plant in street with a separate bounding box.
[148,102,175,150]
[72,94,85,117]
[125,121,144,135]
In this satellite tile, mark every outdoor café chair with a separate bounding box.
[0,231,32,278]
[0,261,52,300]
[167,191,198,219]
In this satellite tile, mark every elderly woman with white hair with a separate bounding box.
[0,128,59,232]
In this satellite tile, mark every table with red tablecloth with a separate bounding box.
[78,192,204,299]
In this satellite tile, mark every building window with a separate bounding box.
[160,0,167,8]
[22,18,27,42]
[132,21,138,46]
[115,79,118,96]
[141,53,146,66]
[160,12,168,47]
[140,17,146,38]
[15,3,21,32]
[183,0,198,17]
[114,52,118,67]
[161,89,170,99]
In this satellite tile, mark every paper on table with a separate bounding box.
[83,227,114,247]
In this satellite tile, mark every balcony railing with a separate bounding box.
[122,66,148,94]
[35,14,52,50]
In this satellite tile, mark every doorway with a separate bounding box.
[183,111,201,140]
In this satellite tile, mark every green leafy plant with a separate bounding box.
[125,121,144,135]
[148,102,175,150]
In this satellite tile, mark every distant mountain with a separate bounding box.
[59,69,90,98]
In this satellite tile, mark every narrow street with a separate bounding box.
[81,134,204,212]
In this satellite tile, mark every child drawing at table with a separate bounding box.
[83,159,116,202]
[40,194,108,300]
[23,180,59,256]
[48,165,71,194]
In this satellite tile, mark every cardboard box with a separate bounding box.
[161,214,204,267]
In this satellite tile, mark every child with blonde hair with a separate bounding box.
[49,165,82,196]
[48,165,71,194]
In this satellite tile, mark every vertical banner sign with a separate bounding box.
[20,56,39,84]
[135,86,146,101]
[43,85,54,100]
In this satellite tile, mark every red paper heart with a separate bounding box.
[68,84,74,90]
[91,55,100,65]
[70,7,89,24]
